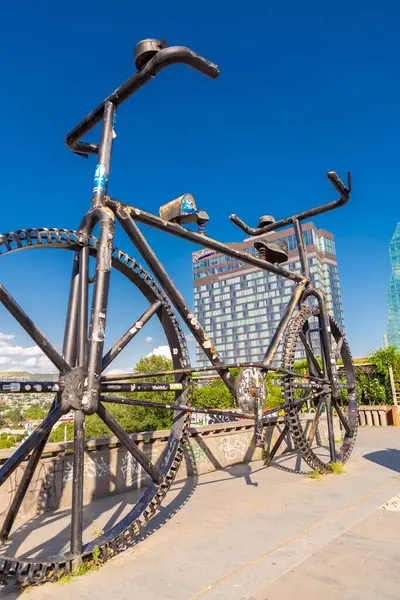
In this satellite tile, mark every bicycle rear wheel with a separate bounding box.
[282,304,358,472]
[0,227,191,585]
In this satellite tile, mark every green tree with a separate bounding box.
[0,433,16,449]
[24,406,48,420]
[49,422,75,443]
[192,379,234,410]
[4,408,23,424]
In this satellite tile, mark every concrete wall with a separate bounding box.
[0,415,339,521]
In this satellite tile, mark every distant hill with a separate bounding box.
[0,371,58,381]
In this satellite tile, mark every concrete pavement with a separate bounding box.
[2,427,400,599]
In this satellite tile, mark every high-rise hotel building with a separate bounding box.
[193,222,344,367]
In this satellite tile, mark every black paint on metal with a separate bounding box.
[230,171,351,236]
[293,219,310,279]
[0,406,62,486]
[101,362,326,383]
[262,281,308,367]
[102,300,162,371]
[0,284,70,375]
[113,205,237,398]
[108,200,305,284]
[0,264,80,543]
[97,403,163,484]
[71,410,85,558]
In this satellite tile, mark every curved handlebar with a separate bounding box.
[66,45,219,157]
[230,171,351,236]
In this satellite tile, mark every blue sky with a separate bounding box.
[0,0,398,372]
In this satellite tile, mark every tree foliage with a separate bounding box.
[356,345,400,405]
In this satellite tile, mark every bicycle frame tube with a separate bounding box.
[76,102,117,415]
[113,204,237,398]
[107,199,308,284]
[105,201,313,389]
[262,281,308,367]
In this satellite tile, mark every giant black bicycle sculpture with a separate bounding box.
[0,39,357,585]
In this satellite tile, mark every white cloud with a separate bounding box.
[146,345,172,359]
[0,332,15,341]
[145,336,153,343]
[105,368,133,376]
[0,337,57,373]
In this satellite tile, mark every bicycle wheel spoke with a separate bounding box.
[97,403,163,484]
[71,410,85,557]
[102,300,162,372]
[332,396,352,436]
[307,395,325,444]
[325,400,336,461]
[299,329,323,378]
[335,335,344,362]
[101,395,253,420]
[0,395,60,541]
[0,284,69,375]
[0,405,62,486]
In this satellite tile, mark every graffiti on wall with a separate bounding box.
[63,457,113,483]
[188,442,210,466]
[120,453,140,485]
[219,434,249,460]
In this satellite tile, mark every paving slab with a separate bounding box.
[1,427,400,600]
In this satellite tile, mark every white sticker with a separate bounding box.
[99,312,106,318]
[170,383,183,390]
[25,384,31,391]
[187,313,194,319]
[129,326,137,334]
[172,348,178,355]
[10,383,20,392]
[130,384,136,392]
[34,384,42,392]
[203,340,212,349]
[135,321,143,329]
[93,333,104,342]
[190,318,197,325]
[52,384,60,392]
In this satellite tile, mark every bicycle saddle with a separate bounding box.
[159,193,199,224]
[254,238,289,264]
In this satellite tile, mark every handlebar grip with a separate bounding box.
[327,171,349,196]
[192,54,220,78]
[150,47,220,79]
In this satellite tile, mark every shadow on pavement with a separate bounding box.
[0,443,201,598]
[363,448,400,473]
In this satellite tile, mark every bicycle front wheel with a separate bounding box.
[0,227,191,585]
[282,304,358,472]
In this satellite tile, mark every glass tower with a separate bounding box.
[387,223,400,348]
[193,222,345,367]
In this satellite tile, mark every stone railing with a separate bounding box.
[358,405,399,427]
[0,414,339,521]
